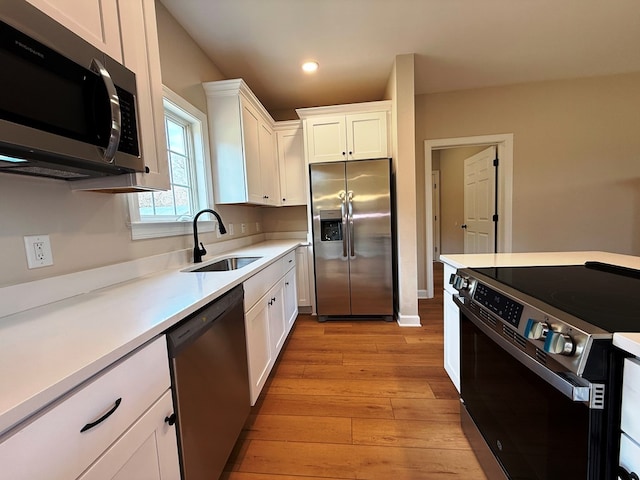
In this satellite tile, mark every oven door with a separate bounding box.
[457,297,606,480]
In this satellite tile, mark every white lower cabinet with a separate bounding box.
[295,246,311,309]
[0,337,179,480]
[442,262,461,393]
[243,251,297,405]
[78,391,179,480]
[620,357,640,478]
[283,267,298,333]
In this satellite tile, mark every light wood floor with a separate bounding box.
[222,263,487,480]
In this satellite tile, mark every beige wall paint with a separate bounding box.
[0,2,265,287]
[415,71,640,290]
[385,54,419,323]
[261,206,308,232]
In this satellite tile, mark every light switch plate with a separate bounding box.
[24,235,54,268]
[228,223,234,235]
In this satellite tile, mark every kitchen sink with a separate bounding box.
[183,256,262,272]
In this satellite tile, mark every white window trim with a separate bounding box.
[128,86,215,240]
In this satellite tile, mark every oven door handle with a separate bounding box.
[453,295,592,404]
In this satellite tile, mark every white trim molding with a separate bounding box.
[396,313,422,327]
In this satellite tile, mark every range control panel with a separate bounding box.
[473,283,524,328]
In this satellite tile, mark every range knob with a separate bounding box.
[452,275,470,290]
[544,331,576,356]
[525,320,549,340]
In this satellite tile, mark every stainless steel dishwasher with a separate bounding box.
[166,284,249,480]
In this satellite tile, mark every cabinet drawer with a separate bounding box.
[282,251,296,274]
[622,357,640,441]
[619,432,640,478]
[0,336,170,480]
[244,252,296,311]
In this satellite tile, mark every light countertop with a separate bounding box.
[440,251,640,357]
[0,240,301,437]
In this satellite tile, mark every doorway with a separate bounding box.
[423,134,513,298]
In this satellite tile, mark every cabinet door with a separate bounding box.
[306,116,347,163]
[259,121,280,206]
[78,391,180,480]
[443,291,461,393]
[241,102,264,204]
[117,0,169,190]
[277,128,306,205]
[283,267,298,334]
[268,281,287,357]
[295,246,311,307]
[346,111,388,160]
[25,0,122,62]
[245,298,272,405]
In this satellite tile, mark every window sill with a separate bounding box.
[130,220,217,240]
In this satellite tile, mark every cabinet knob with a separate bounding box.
[349,151,353,155]
[282,198,286,202]
[342,151,346,156]
[164,413,177,426]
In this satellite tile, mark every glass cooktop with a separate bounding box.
[471,262,640,333]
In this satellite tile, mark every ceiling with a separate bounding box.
[159,0,640,115]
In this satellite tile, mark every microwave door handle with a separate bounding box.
[90,58,121,164]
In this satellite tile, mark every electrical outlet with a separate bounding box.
[24,235,53,269]
[228,223,234,235]
[241,223,247,234]
[256,222,261,232]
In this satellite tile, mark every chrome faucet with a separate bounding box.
[193,209,227,263]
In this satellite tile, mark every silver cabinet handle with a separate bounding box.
[347,190,354,257]
[90,58,121,164]
[339,191,347,258]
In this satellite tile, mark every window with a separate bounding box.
[129,86,213,239]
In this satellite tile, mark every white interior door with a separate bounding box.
[463,146,496,253]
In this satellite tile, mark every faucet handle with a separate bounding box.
[198,242,207,256]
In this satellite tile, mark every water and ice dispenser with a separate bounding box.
[319,209,343,241]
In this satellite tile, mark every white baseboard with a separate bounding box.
[396,313,422,327]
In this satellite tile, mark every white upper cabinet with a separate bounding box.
[297,102,391,164]
[275,122,307,206]
[70,0,171,192]
[25,0,122,62]
[203,79,280,206]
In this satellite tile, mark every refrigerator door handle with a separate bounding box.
[347,190,355,257]
[339,191,348,258]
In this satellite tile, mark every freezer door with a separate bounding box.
[310,162,351,315]
[346,159,393,315]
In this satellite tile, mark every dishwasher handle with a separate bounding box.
[166,284,244,357]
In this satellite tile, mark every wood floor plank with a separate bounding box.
[302,364,445,381]
[277,350,343,365]
[284,337,379,353]
[343,351,444,367]
[352,418,471,449]
[241,414,352,444]
[265,377,436,399]
[230,439,486,479]
[253,393,395,419]
[391,398,462,422]
[221,473,350,480]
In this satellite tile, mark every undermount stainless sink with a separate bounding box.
[184,256,262,272]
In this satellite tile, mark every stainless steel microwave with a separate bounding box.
[0,0,144,180]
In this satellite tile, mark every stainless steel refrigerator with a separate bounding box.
[310,158,395,320]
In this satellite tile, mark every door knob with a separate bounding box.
[461,224,467,229]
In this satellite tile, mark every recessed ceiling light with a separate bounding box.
[302,61,319,73]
